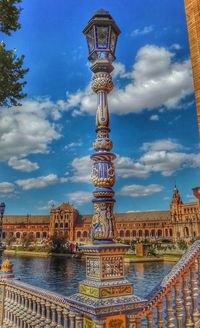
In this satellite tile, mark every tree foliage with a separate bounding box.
[0,0,28,107]
[0,0,21,35]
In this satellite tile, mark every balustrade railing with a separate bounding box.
[127,240,200,327]
[0,241,200,327]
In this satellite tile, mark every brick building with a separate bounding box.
[184,0,200,133]
[3,186,200,243]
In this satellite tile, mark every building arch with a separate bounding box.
[36,232,40,239]
[16,232,21,239]
[77,231,81,238]
[132,230,136,237]
[157,229,162,237]
[138,230,143,237]
[119,230,124,238]
[169,228,173,237]
[83,231,87,238]
[55,223,58,228]
[2,232,6,239]
[145,230,149,237]
[165,229,168,237]
[151,230,155,237]
[184,226,189,237]
[43,232,47,238]
[125,230,130,238]
[60,223,63,228]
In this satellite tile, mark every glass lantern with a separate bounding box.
[83,9,120,63]
[0,202,5,217]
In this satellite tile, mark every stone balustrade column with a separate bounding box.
[147,311,153,328]
[21,292,29,325]
[16,292,21,328]
[50,303,57,328]
[166,291,175,328]
[157,300,164,328]
[63,308,69,328]
[12,291,19,326]
[19,292,25,328]
[75,313,83,328]
[26,294,33,327]
[190,263,200,324]
[68,311,76,328]
[183,272,194,327]
[44,301,51,327]
[34,298,42,328]
[127,314,141,328]
[56,305,63,327]
[29,296,37,327]
[93,319,106,328]
[175,279,184,328]
[3,288,10,326]
[39,299,46,327]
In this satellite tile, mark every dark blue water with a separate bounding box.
[5,256,175,298]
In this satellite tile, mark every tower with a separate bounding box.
[184,0,200,134]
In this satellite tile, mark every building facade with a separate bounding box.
[3,186,200,243]
[184,0,200,133]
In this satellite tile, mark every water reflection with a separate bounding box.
[6,256,174,298]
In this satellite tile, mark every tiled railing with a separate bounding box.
[127,240,200,327]
[1,240,200,327]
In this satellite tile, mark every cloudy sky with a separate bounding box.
[0,0,199,215]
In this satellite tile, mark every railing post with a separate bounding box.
[190,263,200,324]
[93,319,106,328]
[50,303,57,327]
[157,300,164,328]
[63,308,69,328]
[75,313,83,328]
[44,301,51,327]
[127,314,141,328]
[147,311,154,328]
[175,279,184,328]
[183,272,194,328]
[68,311,75,328]
[56,305,63,327]
[166,291,175,328]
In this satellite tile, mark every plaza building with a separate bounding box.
[184,0,200,133]
[2,186,200,244]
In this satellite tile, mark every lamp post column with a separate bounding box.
[0,202,5,256]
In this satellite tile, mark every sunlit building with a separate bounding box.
[3,186,200,243]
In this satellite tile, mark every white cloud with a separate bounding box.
[0,98,62,163]
[8,157,39,172]
[118,184,164,197]
[66,191,92,205]
[150,114,159,121]
[64,141,83,151]
[65,45,193,116]
[68,139,200,181]
[170,43,182,50]
[141,139,183,152]
[38,200,58,210]
[16,174,67,190]
[69,155,92,183]
[130,25,154,37]
[115,155,149,178]
[0,182,15,194]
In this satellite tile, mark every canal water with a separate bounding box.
[5,256,175,298]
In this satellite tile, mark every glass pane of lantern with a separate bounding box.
[96,26,109,49]
[87,27,95,52]
[110,30,117,53]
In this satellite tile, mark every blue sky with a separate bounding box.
[0,0,199,215]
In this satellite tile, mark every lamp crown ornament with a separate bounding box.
[83,10,120,244]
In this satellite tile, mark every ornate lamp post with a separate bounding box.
[83,9,119,244]
[67,10,145,327]
[0,202,5,255]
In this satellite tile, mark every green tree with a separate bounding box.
[0,0,28,107]
[0,0,21,35]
